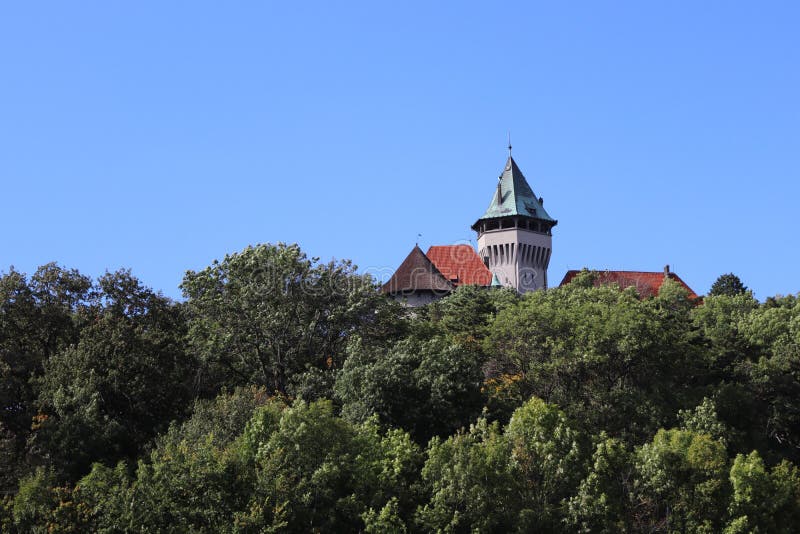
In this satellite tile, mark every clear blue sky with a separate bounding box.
[2,2,798,300]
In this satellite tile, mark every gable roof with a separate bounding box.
[475,156,556,224]
[426,245,492,286]
[381,245,454,294]
[559,269,699,299]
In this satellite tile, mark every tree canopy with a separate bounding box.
[710,273,749,297]
[181,243,400,398]
[2,248,800,532]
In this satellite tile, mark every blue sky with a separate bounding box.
[1,2,798,300]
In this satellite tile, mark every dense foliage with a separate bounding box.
[709,273,749,297]
[2,245,799,532]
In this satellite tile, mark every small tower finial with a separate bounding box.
[507,131,512,156]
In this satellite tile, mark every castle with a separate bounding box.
[382,150,696,305]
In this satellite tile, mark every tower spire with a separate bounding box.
[472,152,557,293]
[507,131,512,156]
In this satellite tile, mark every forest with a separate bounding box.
[1,242,799,532]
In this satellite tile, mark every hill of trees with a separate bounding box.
[1,243,799,532]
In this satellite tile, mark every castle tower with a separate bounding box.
[471,154,557,292]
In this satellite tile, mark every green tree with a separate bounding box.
[418,397,587,532]
[181,243,400,397]
[335,335,485,443]
[690,293,764,456]
[727,295,800,462]
[725,451,800,533]
[90,389,284,532]
[634,428,729,532]
[362,497,407,534]
[31,270,193,481]
[416,417,522,532]
[678,397,736,448]
[691,292,759,379]
[425,284,518,341]
[505,397,587,530]
[7,466,90,533]
[75,462,137,532]
[746,343,800,462]
[709,273,748,297]
[11,467,56,533]
[171,385,273,449]
[71,397,422,533]
[487,280,700,442]
[240,399,422,533]
[566,435,633,533]
[0,264,92,490]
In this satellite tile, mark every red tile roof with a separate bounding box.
[382,245,454,294]
[559,269,699,299]
[426,245,492,286]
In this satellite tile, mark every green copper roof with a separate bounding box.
[476,156,556,223]
[490,272,503,287]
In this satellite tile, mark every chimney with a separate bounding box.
[664,265,670,278]
[496,182,502,203]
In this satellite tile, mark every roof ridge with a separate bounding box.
[381,245,453,294]
[567,269,677,275]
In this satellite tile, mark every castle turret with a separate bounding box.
[471,154,557,292]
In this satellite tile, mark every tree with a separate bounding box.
[425,284,517,341]
[722,295,800,463]
[505,397,587,530]
[709,273,748,297]
[167,385,273,449]
[745,343,800,463]
[418,397,587,532]
[233,399,424,533]
[30,270,193,481]
[335,335,485,443]
[362,497,407,534]
[68,397,422,533]
[566,435,633,533]
[487,281,701,443]
[726,452,800,533]
[691,291,759,378]
[678,397,735,447]
[634,429,729,532]
[181,243,400,397]
[10,467,57,533]
[0,264,92,491]
[416,418,522,532]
